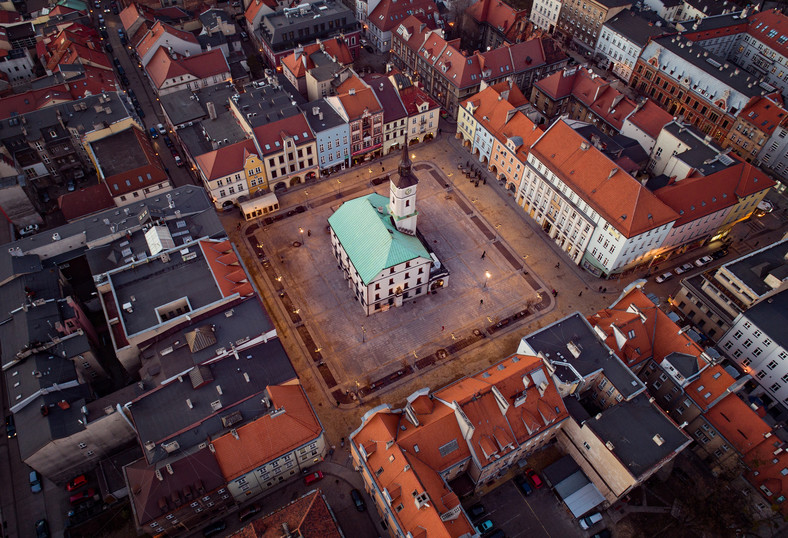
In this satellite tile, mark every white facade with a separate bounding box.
[226,435,327,500]
[518,151,674,276]
[731,30,788,97]
[200,168,248,209]
[139,33,202,67]
[621,112,659,153]
[530,0,562,33]
[757,122,788,189]
[660,205,733,251]
[114,180,173,207]
[472,119,496,164]
[719,315,788,410]
[596,24,645,83]
[648,123,714,179]
[641,0,679,22]
[155,66,231,96]
[0,48,36,86]
[390,176,418,234]
[406,103,439,143]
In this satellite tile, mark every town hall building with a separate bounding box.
[328,144,448,314]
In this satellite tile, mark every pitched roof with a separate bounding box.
[369,0,439,32]
[245,0,278,25]
[531,120,679,237]
[195,139,259,181]
[625,99,673,139]
[252,112,315,155]
[119,3,143,32]
[334,84,382,120]
[280,38,353,78]
[705,393,771,455]
[685,364,735,409]
[397,84,439,116]
[363,73,407,122]
[738,93,787,136]
[145,47,229,89]
[533,67,579,99]
[746,9,788,60]
[233,490,342,538]
[653,169,739,226]
[744,435,788,517]
[57,182,114,221]
[328,193,431,284]
[136,20,198,59]
[467,0,527,41]
[211,384,322,480]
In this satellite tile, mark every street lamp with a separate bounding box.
[336,178,342,196]
[361,324,366,343]
[483,271,491,289]
[299,227,305,243]
[304,190,309,208]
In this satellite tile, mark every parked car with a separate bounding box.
[240,31,248,40]
[66,474,88,491]
[591,530,611,538]
[100,29,108,39]
[468,503,485,519]
[5,414,15,438]
[104,42,113,52]
[30,470,42,493]
[162,134,173,147]
[239,504,261,522]
[174,155,184,167]
[694,255,713,267]
[35,519,50,538]
[579,512,603,530]
[170,146,179,157]
[157,123,167,135]
[19,224,39,237]
[149,127,159,139]
[525,468,543,488]
[303,470,323,485]
[655,272,673,284]
[487,530,505,538]
[120,74,129,86]
[350,488,366,512]
[756,199,774,217]
[674,263,694,274]
[135,106,145,118]
[69,488,95,505]
[711,248,729,260]
[515,475,533,496]
[475,519,493,534]
[67,180,76,192]
[203,520,226,537]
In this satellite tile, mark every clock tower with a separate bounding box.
[389,140,419,235]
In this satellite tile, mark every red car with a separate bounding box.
[69,488,95,504]
[303,471,324,485]
[65,475,87,492]
[525,468,543,488]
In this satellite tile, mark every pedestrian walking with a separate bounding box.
[441,326,445,331]
[480,299,484,306]
[307,229,311,237]
[578,291,583,297]
[551,288,557,297]
[603,287,607,293]
[483,177,486,184]
[555,262,560,269]
[481,251,486,259]
[236,223,241,231]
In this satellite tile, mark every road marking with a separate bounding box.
[514,488,552,537]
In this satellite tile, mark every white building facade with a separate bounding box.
[530,0,562,33]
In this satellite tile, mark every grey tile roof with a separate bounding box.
[159,83,238,127]
[661,121,731,174]
[584,394,691,478]
[16,385,92,460]
[0,254,41,288]
[259,0,356,50]
[663,351,700,380]
[522,312,646,400]
[232,81,302,129]
[130,325,296,464]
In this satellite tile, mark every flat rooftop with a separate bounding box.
[723,237,788,298]
[108,240,224,337]
[91,129,147,177]
[520,312,645,399]
[130,336,296,464]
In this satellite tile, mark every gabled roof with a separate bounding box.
[369,0,439,32]
[145,47,229,89]
[333,83,382,120]
[136,20,199,59]
[245,0,278,25]
[467,0,527,42]
[211,385,322,480]
[531,120,678,237]
[280,38,353,78]
[363,73,407,122]
[653,168,739,227]
[533,67,580,100]
[397,84,440,116]
[738,93,786,136]
[744,435,788,517]
[685,364,735,410]
[234,490,342,538]
[58,182,114,221]
[119,3,144,32]
[195,139,259,181]
[328,193,430,284]
[252,112,315,155]
[746,9,788,61]
[625,99,673,139]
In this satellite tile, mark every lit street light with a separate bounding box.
[483,271,491,289]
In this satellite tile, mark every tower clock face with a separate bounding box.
[405,188,412,194]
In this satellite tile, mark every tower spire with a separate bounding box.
[399,138,411,178]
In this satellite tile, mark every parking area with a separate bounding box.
[466,478,586,538]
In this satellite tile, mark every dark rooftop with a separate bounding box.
[723,237,788,299]
[521,312,645,399]
[90,129,148,178]
[604,9,670,48]
[233,81,302,129]
[130,334,296,464]
[303,98,347,133]
[741,288,788,350]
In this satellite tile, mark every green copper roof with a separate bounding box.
[56,0,88,10]
[328,193,430,285]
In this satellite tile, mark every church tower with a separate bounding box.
[389,141,419,235]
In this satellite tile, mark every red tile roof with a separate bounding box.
[195,139,258,181]
[334,81,383,120]
[145,47,229,89]
[199,240,255,298]
[466,0,528,42]
[119,3,143,32]
[136,20,198,60]
[685,365,736,410]
[0,87,73,120]
[0,9,21,23]
[737,92,786,136]
[232,490,342,538]
[744,435,788,517]
[625,99,673,140]
[397,84,439,116]
[369,0,439,33]
[705,394,771,455]
[533,67,578,100]
[253,113,315,156]
[57,183,115,221]
[211,385,322,481]
[280,38,354,78]
[654,170,739,227]
[589,288,702,368]
[244,0,278,25]
[531,120,679,237]
[746,9,788,60]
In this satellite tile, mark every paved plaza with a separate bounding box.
[249,160,552,394]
